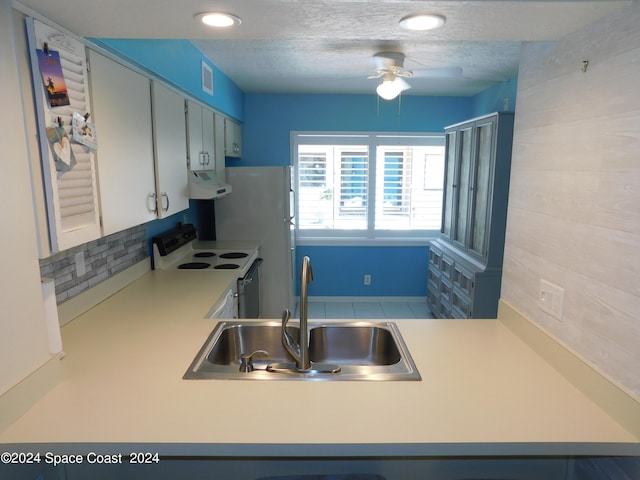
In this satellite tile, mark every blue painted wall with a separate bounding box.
[238,93,472,167]
[297,245,429,297]
[471,75,518,117]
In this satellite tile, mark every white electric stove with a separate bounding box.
[152,224,258,276]
[152,224,262,318]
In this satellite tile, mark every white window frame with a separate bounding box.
[292,131,445,246]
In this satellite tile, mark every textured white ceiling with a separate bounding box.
[16,0,630,96]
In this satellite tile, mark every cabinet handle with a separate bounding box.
[161,192,169,212]
[204,151,211,165]
[147,192,157,214]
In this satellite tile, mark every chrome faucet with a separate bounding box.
[269,256,340,375]
[282,256,313,369]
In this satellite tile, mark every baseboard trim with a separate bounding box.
[0,353,62,432]
[307,296,427,303]
[57,258,151,325]
[498,299,640,439]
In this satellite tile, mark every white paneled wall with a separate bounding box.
[502,4,640,397]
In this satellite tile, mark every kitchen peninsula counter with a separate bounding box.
[0,267,638,458]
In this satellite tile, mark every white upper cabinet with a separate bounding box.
[224,117,242,158]
[186,100,216,171]
[151,82,189,217]
[88,50,156,235]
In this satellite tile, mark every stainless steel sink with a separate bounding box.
[207,324,299,367]
[184,321,421,381]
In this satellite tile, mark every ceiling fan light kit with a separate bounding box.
[376,79,402,100]
[371,52,413,100]
[376,76,407,100]
[399,13,446,31]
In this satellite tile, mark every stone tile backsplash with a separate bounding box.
[40,225,148,304]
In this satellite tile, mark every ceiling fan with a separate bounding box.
[369,52,464,99]
[368,52,413,100]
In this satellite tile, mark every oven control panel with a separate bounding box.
[152,224,197,256]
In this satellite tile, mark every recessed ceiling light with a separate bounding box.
[399,14,446,31]
[195,12,242,28]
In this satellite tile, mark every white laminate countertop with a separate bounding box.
[0,268,638,457]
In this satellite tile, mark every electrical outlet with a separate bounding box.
[75,251,86,277]
[538,279,564,320]
[364,274,371,286]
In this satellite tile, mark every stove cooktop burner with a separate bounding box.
[214,263,240,270]
[193,252,216,258]
[178,262,211,270]
[219,252,249,259]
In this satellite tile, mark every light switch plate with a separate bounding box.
[539,279,564,320]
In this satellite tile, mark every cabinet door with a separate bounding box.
[186,100,201,170]
[224,118,242,157]
[186,101,215,171]
[202,108,215,169]
[453,126,473,246]
[469,118,495,258]
[89,51,156,235]
[441,130,457,239]
[214,114,226,183]
[151,82,189,218]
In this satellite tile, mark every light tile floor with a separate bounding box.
[294,299,433,319]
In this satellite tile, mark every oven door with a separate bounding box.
[237,258,263,318]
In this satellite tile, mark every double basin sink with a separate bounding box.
[184,321,421,381]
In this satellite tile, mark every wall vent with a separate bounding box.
[202,61,213,95]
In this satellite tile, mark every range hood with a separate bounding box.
[188,170,232,200]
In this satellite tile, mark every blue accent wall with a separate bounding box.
[237,93,472,167]
[296,246,429,297]
[88,38,244,121]
[471,75,518,117]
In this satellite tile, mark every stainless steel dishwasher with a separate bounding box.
[237,258,263,318]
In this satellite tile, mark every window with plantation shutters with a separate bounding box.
[27,19,101,253]
[298,145,369,230]
[375,145,445,231]
[294,133,445,242]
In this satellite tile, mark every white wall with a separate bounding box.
[0,0,51,394]
[502,3,640,397]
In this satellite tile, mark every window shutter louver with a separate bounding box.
[28,19,101,252]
